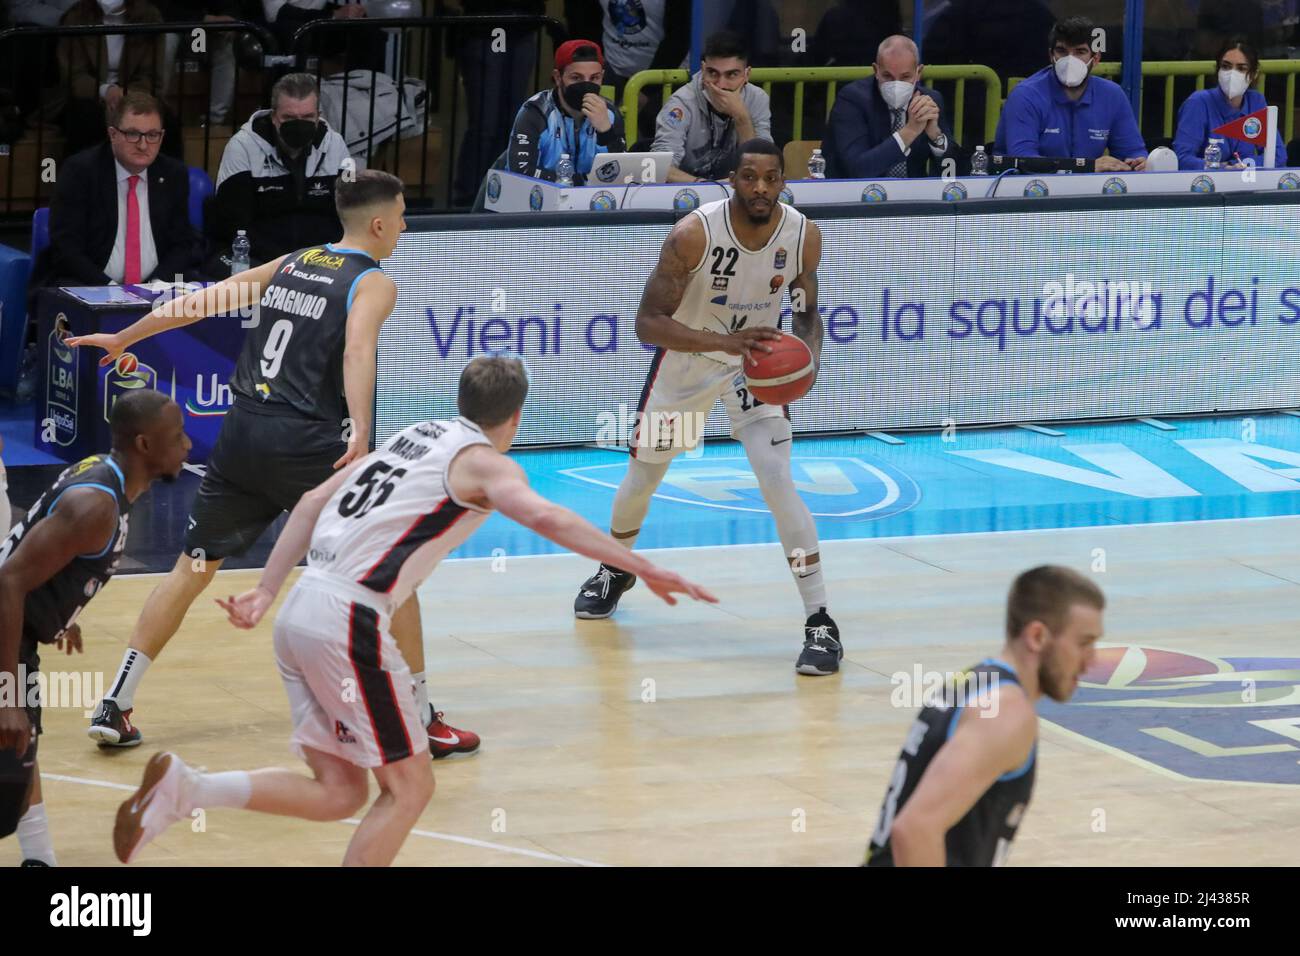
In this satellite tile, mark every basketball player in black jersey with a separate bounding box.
[68,171,479,758]
[0,390,189,865]
[865,566,1104,866]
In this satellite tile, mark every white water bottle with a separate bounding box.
[231,229,250,276]
[807,148,826,179]
[555,152,575,188]
[1204,138,1223,170]
[970,145,989,175]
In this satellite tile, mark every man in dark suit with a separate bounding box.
[41,90,200,288]
[821,34,959,179]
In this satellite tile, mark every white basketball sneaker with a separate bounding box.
[114,751,196,863]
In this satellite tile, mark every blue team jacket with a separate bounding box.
[1172,87,1287,170]
[995,65,1147,161]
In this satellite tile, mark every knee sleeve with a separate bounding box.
[610,456,671,536]
[738,418,819,561]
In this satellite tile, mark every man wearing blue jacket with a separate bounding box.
[822,35,959,179]
[994,16,1147,172]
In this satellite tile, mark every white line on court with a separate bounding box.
[41,772,608,865]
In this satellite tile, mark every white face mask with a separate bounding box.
[98,0,126,14]
[1219,69,1250,100]
[1054,54,1091,88]
[879,80,915,111]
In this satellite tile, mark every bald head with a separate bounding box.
[110,388,174,451]
[876,35,919,73]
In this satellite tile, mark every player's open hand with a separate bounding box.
[333,433,368,469]
[0,705,31,757]
[217,586,274,629]
[65,332,127,367]
[722,327,781,366]
[639,564,718,607]
[56,622,83,655]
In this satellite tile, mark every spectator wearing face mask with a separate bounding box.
[505,39,625,185]
[820,35,958,180]
[995,15,1147,173]
[206,72,356,274]
[652,30,770,183]
[1173,36,1286,170]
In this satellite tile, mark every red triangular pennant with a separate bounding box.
[1212,107,1269,147]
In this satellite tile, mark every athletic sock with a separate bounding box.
[105,648,153,710]
[191,771,252,810]
[17,803,57,866]
[412,672,430,725]
[794,562,827,619]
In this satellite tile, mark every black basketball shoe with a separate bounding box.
[796,609,843,676]
[574,564,637,619]
[87,699,143,747]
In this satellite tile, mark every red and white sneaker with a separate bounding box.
[113,751,196,863]
[427,711,480,759]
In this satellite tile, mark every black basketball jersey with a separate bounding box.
[231,243,382,422]
[0,455,131,671]
[865,659,1036,867]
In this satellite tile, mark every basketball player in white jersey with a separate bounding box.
[573,138,842,675]
[112,355,715,866]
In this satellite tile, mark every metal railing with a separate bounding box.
[624,64,1005,147]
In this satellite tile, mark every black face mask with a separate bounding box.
[278,118,318,151]
[560,81,601,113]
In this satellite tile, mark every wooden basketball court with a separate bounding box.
[7,515,1297,867]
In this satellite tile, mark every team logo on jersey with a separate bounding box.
[561,455,922,519]
[334,720,357,744]
[778,187,795,205]
[1023,179,1050,198]
[103,353,157,424]
[727,314,747,332]
[595,160,621,184]
[665,106,685,128]
[1102,176,1128,194]
[300,248,347,270]
[486,173,502,203]
[529,185,544,211]
[589,190,618,211]
[1039,645,1300,785]
[1243,116,1263,139]
[941,182,968,201]
[769,275,784,294]
[711,276,728,291]
[861,184,888,202]
[280,260,296,274]
[1278,172,1300,190]
[1190,175,1215,194]
[773,247,787,269]
[710,293,728,306]
[673,188,700,211]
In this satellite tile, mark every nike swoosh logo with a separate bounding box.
[770,438,792,446]
[430,731,460,745]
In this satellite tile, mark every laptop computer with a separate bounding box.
[990,154,1095,174]
[589,152,673,185]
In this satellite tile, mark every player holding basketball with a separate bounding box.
[0,391,189,866]
[572,138,841,675]
[68,171,479,757]
[864,566,1104,866]
[112,355,715,866]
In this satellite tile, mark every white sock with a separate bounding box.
[412,672,430,725]
[191,771,252,810]
[794,561,827,618]
[17,803,57,866]
[105,648,153,710]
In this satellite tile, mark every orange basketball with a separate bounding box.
[745,333,815,405]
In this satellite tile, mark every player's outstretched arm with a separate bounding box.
[217,456,370,629]
[0,489,117,755]
[789,220,823,370]
[67,255,289,367]
[886,687,1036,866]
[337,271,398,468]
[451,446,717,608]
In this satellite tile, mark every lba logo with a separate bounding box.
[1040,645,1300,785]
[561,455,920,518]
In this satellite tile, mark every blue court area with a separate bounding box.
[464,412,1300,560]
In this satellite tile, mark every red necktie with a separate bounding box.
[124,174,141,285]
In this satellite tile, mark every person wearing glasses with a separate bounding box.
[1173,36,1287,170]
[35,90,201,289]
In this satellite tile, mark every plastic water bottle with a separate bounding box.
[970,145,989,176]
[807,148,826,179]
[555,153,575,188]
[231,230,250,276]
[1204,138,1223,171]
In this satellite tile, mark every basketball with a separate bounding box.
[116,353,138,376]
[745,333,815,405]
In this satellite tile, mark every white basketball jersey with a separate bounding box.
[308,417,493,607]
[675,198,807,367]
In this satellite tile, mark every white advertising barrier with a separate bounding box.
[377,193,1300,448]
[482,166,1300,213]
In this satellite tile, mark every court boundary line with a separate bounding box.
[38,772,608,865]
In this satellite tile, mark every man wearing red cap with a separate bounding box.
[506,39,626,186]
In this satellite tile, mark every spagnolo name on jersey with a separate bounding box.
[259,285,329,320]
